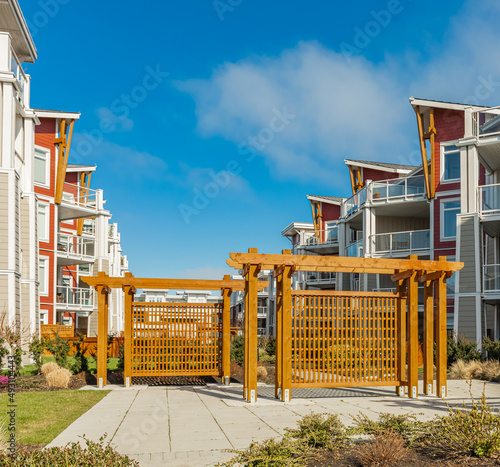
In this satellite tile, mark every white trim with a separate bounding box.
[440,197,461,242]
[476,295,482,349]
[306,195,343,206]
[38,256,49,296]
[409,97,489,112]
[344,159,414,174]
[37,202,49,243]
[440,142,461,184]
[66,165,97,173]
[435,190,461,198]
[33,145,50,188]
[34,109,80,120]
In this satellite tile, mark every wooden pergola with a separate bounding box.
[228,249,463,403]
[82,272,268,387]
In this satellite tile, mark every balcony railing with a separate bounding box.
[372,229,430,255]
[347,239,363,257]
[257,306,267,317]
[82,220,95,236]
[484,265,500,293]
[56,286,95,308]
[478,184,500,215]
[303,226,339,246]
[11,49,27,105]
[62,182,98,210]
[57,234,95,259]
[344,187,367,217]
[372,176,426,202]
[305,271,336,284]
[372,288,397,293]
[472,108,500,139]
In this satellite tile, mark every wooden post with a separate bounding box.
[423,278,434,395]
[246,263,259,403]
[243,269,249,400]
[275,268,283,399]
[395,276,407,396]
[436,256,448,398]
[407,256,419,398]
[281,264,293,402]
[222,275,232,385]
[96,282,109,388]
[123,276,135,388]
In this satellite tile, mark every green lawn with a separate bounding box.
[0,390,110,445]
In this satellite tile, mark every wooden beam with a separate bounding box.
[436,256,448,398]
[407,256,419,399]
[229,252,463,273]
[418,271,443,283]
[348,166,357,195]
[292,290,397,298]
[54,120,75,205]
[246,264,259,403]
[122,282,135,388]
[96,285,109,388]
[275,265,283,399]
[414,106,431,200]
[391,270,414,282]
[429,108,436,199]
[356,168,364,191]
[281,264,293,402]
[222,275,232,385]
[396,275,407,396]
[423,279,434,395]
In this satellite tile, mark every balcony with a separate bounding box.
[478,184,500,236]
[258,306,267,318]
[371,229,430,257]
[484,265,500,295]
[305,271,336,286]
[59,182,98,221]
[57,234,95,265]
[347,239,363,257]
[372,176,426,203]
[82,220,95,236]
[344,187,367,218]
[56,286,95,312]
[472,108,500,173]
[300,226,339,254]
[11,49,27,107]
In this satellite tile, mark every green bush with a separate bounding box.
[28,337,45,374]
[44,332,71,369]
[265,336,276,357]
[447,335,482,366]
[71,333,88,374]
[1,436,139,466]
[117,342,124,370]
[0,338,9,369]
[230,336,244,366]
[482,337,500,361]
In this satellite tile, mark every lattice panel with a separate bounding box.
[131,302,222,376]
[291,293,398,387]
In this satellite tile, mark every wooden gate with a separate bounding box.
[131,302,223,377]
[291,291,398,388]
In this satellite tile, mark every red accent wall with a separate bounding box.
[362,167,400,184]
[321,203,341,224]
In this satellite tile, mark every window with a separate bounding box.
[40,311,48,325]
[441,200,461,239]
[39,258,48,295]
[442,145,460,181]
[34,147,49,186]
[37,204,49,242]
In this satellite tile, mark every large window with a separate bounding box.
[441,199,461,239]
[34,147,49,186]
[37,203,49,242]
[442,145,460,181]
[39,258,48,295]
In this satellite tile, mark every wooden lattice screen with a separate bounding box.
[131,302,223,377]
[291,292,398,388]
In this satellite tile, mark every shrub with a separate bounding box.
[483,337,500,361]
[0,339,9,370]
[71,333,88,374]
[265,336,276,357]
[41,361,60,376]
[447,335,482,365]
[424,381,500,458]
[0,436,139,466]
[13,346,23,375]
[44,332,71,369]
[29,337,45,374]
[117,342,124,371]
[449,359,500,382]
[260,353,276,363]
[230,336,244,366]
[355,431,409,467]
[45,367,72,389]
[286,412,348,451]
[256,365,268,380]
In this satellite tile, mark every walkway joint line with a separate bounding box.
[109,390,140,443]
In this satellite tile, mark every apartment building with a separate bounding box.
[283,97,500,347]
[135,289,222,304]
[0,1,129,347]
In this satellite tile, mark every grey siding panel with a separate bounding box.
[0,174,9,269]
[457,296,477,341]
[375,216,430,235]
[458,218,479,294]
[0,275,8,313]
[367,274,377,291]
[88,311,98,337]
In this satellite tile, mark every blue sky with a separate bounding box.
[19,0,500,278]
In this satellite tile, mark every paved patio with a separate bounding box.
[48,380,500,467]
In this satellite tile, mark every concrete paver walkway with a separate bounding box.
[48,380,500,466]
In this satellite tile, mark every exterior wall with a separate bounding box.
[321,203,341,223]
[375,216,429,234]
[362,168,399,184]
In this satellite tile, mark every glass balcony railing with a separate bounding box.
[347,239,363,257]
[62,182,98,210]
[372,229,430,255]
[304,226,339,246]
[473,108,500,138]
[484,265,500,293]
[344,187,367,217]
[57,234,95,259]
[372,176,426,202]
[11,49,27,105]
[305,271,336,284]
[478,184,500,214]
[257,306,267,317]
[56,286,95,308]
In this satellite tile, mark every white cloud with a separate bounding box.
[178,0,500,184]
[96,107,134,132]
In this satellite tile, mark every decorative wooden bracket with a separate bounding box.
[414,106,436,200]
[54,119,75,205]
[77,172,92,235]
[391,269,414,282]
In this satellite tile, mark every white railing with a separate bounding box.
[82,220,95,236]
[305,271,336,284]
[344,187,367,217]
[478,184,500,215]
[257,306,267,317]
[472,107,500,139]
[78,264,91,275]
[372,229,430,255]
[372,287,397,293]
[56,286,95,308]
[57,234,95,258]
[484,265,500,293]
[347,239,363,257]
[62,182,98,210]
[11,49,27,104]
[372,176,426,202]
[303,226,339,246]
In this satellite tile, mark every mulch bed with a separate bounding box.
[0,372,87,393]
[85,371,218,386]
